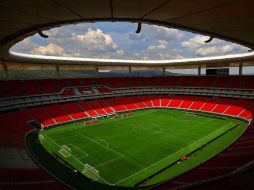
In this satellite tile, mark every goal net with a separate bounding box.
[59,145,71,157]
[82,164,99,181]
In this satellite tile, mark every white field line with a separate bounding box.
[165,132,195,143]
[59,150,70,157]
[152,122,196,143]
[53,134,80,141]
[43,110,236,186]
[79,134,124,157]
[69,139,124,172]
[44,134,113,185]
[95,155,123,168]
[68,144,88,156]
[113,122,234,185]
[45,110,156,136]
[96,139,109,147]
[86,109,158,127]
[132,126,162,135]
[130,121,194,143]
[45,135,86,167]
[77,155,88,159]
[49,125,84,135]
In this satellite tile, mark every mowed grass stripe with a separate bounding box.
[40,109,240,186]
[116,122,236,186]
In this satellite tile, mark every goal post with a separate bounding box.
[59,145,71,157]
[82,164,99,181]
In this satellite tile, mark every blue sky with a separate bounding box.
[11,22,249,60]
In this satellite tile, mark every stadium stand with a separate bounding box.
[1,76,254,190]
[61,103,87,120]
[78,101,98,117]
[29,107,56,126]
[45,104,72,123]
[1,76,254,100]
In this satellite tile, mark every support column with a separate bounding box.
[128,66,132,76]
[163,66,166,76]
[198,65,201,76]
[56,65,59,79]
[2,62,9,81]
[239,63,243,76]
[96,66,99,77]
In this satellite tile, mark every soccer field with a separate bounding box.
[39,109,247,187]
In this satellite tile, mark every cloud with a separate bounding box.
[51,28,125,58]
[128,39,185,60]
[30,43,66,56]
[11,23,249,60]
[11,38,39,53]
[181,35,248,56]
[13,26,125,59]
[129,25,184,44]
[148,40,167,51]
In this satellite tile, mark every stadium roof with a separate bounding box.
[0,0,254,67]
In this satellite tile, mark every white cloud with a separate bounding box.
[30,43,66,56]
[195,46,218,56]
[129,26,184,44]
[74,29,114,47]
[11,38,39,53]
[181,35,248,57]
[13,26,125,59]
[11,23,249,60]
[148,40,167,51]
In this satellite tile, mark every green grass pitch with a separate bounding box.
[39,109,248,187]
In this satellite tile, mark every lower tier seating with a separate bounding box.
[0,95,254,190]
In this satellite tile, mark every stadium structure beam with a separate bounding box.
[128,66,132,76]
[239,63,243,76]
[163,67,166,76]
[37,30,49,38]
[198,65,201,76]
[56,65,59,79]
[96,66,99,77]
[109,0,114,20]
[205,36,214,43]
[1,62,9,81]
[136,22,142,33]
[4,65,8,81]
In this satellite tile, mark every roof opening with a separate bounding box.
[10,22,249,61]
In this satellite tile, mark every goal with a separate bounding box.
[59,145,71,157]
[82,164,99,181]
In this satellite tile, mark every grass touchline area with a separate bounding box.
[39,108,248,187]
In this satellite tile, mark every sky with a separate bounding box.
[11,22,250,60]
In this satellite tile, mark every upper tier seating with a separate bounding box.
[1,76,254,99]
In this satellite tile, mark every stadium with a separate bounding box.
[1,1,254,190]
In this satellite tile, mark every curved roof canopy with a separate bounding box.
[0,0,254,65]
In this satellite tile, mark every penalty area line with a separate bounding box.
[79,134,124,157]
[95,155,124,168]
[44,135,114,185]
[112,122,234,186]
[68,144,88,157]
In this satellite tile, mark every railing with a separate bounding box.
[1,86,254,112]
